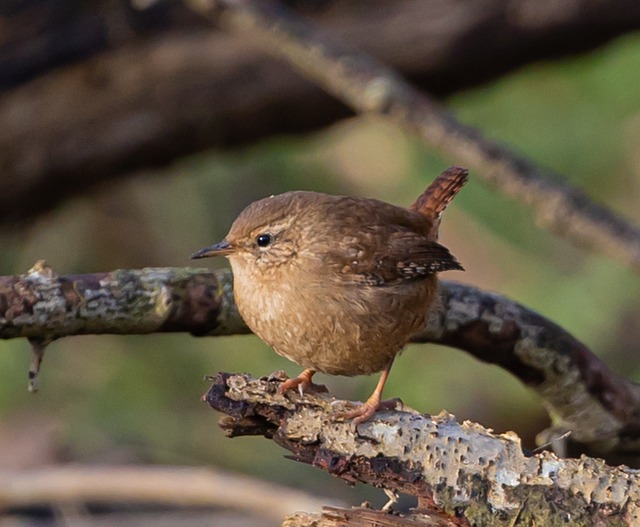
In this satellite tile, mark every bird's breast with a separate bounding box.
[229,257,436,376]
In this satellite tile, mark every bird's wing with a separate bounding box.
[325,230,463,286]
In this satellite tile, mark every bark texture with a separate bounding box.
[207,372,640,527]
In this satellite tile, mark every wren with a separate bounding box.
[192,166,467,424]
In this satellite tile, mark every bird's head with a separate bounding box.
[191,191,322,274]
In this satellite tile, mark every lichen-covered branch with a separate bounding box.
[0,261,247,340]
[419,282,640,450]
[188,0,640,274]
[206,373,640,527]
[1,264,639,456]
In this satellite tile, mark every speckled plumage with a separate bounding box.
[192,166,467,420]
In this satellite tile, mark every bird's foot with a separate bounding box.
[333,399,379,425]
[272,369,327,397]
[332,397,403,425]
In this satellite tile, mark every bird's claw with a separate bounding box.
[276,372,327,396]
[333,399,380,425]
[277,376,309,395]
[331,397,402,425]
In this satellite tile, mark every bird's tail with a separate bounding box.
[410,165,468,221]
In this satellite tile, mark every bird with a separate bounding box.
[191,166,467,424]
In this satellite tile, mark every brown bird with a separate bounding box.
[192,166,467,424]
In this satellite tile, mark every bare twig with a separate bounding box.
[1,265,639,456]
[187,0,640,274]
[205,373,640,527]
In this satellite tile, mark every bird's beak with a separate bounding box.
[190,240,234,259]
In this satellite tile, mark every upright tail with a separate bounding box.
[410,165,468,238]
[410,166,468,218]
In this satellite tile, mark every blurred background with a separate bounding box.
[2,0,640,524]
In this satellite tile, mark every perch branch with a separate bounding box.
[205,372,640,527]
[1,264,639,455]
[188,0,640,274]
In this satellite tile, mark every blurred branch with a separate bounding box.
[2,264,639,459]
[0,464,334,521]
[284,508,458,527]
[206,372,640,527]
[7,1,640,92]
[188,0,640,274]
[4,0,640,222]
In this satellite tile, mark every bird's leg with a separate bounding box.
[277,368,325,396]
[335,358,395,425]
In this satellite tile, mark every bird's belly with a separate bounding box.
[235,277,436,376]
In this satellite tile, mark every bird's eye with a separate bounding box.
[256,233,272,247]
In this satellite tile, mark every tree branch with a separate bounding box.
[4,0,640,222]
[205,372,640,527]
[0,464,336,520]
[1,263,639,457]
[187,0,640,274]
[0,261,246,339]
